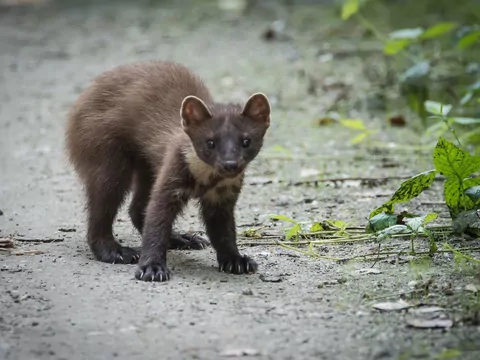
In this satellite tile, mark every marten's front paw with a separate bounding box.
[135,261,172,282]
[218,255,258,275]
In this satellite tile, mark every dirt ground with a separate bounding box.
[1,1,480,359]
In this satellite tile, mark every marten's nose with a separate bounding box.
[222,160,239,172]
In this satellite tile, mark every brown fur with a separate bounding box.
[65,60,270,282]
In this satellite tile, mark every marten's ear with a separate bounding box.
[241,93,270,126]
[181,96,212,128]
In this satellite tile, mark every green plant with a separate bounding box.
[339,0,480,147]
[370,135,480,236]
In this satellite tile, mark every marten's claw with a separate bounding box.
[170,231,210,250]
[218,255,258,275]
[135,262,172,282]
[92,244,140,264]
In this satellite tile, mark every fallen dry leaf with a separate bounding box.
[316,117,337,126]
[354,268,382,275]
[373,300,412,311]
[389,115,406,127]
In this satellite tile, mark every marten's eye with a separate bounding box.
[242,138,251,148]
[207,140,215,149]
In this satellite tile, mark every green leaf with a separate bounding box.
[420,22,457,39]
[376,225,410,242]
[460,130,480,148]
[425,101,452,116]
[326,219,347,229]
[341,0,359,20]
[451,117,480,125]
[350,131,369,144]
[389,28,424,39]
[384,39,411,55]
[399,61,430,83]
[366,213,399,233]
[309,222,324,232]
[405,213,438,232]
[285,223,301,240]
[444,178,471,217]
[425,121,449,138]
[433,138,480,178]
[457,31,480,50]
[460,92,474,106]
[465,185,480,205]
[270,214,297,223]
[340,119,365,130]
[452,209,480,236]
[370,170,438,218]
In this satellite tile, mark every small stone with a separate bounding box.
[32,321,39,327]
[443,288,454,296]
[259,274,282,283]
[465,284,478,293]
[242,288,254,296]
[220,348,261,357]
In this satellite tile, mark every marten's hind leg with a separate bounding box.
[84,159,140,264]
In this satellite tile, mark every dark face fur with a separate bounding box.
[181,93,270,178]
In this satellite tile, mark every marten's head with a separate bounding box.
[181,93,270,178]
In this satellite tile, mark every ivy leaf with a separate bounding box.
[425,101,452,116]
[384,39,411,55]
[370,170,437,218]
[433,138,480,179]
[465,185,480,205]
[420,22,457,39]
[341,0,359,20]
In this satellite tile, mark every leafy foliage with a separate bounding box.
[370,170,437,218]
[339,0,480,148]
[433,138,480,218]
[370,136,480,238]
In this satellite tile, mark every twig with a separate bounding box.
[275,241,343,260]
[0,238,14,248]
[340,246,480,262]
[13,250,45,256]
[289,175,444,186]
[443,243,480,264]
[421,201,447,206]
[14,237,64,243]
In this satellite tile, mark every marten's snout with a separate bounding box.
[222,160,239,172]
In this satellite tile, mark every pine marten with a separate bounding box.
[65,60,271,282]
